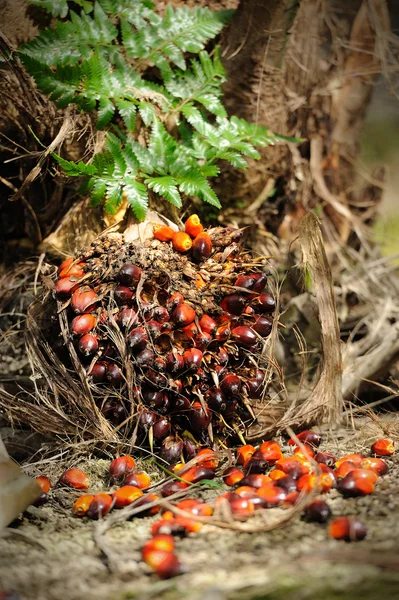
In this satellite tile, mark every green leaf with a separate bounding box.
[105,180,123,214]
[97,98,115,129]
[27,0,70,18]
[145,176,182,208]
[123,178,148,220]
[138,102,156,126]
[91,179,107,205]
[116,100,137,132]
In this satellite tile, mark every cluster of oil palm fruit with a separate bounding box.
[33,434,395,579]
[52,214,275,453]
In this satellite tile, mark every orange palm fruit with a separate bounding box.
[371,439,395,456]
[223,466,244,487]
[195,448,219,470]
[59,468,89,490]
[73,494,94,517]
[36,475,51,494]
[258,441,283,464]
[237,444,256,465]
[360,457,388,476]
[329,516,367,541]
[172,231,192,253]
[153,225,175,242]
[185,214,204,238]
[335,453,365,468]
[124,472,151,489]
[112,485,143,509]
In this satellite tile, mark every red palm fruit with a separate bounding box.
[337,472,375,497]
[252,316,272,337]
[109,455,135,482]
[199,314,217,334]
[101,400,126,424]
[72,314,96,336]
[71,287,97,313]
[205,387,226,412]
[335,453,365,468]
[251,293,276,314]
[161,480,189,498]
[246,377,263,399]
[183,438,198,461]
[273,474,297,494]
[165,352,184,374]
[136,348,155,368]
[269,469,286,480]
[196,448,219,470]
[161,436,184,464]
[220,374,241,397]
[112,485,143,509]
[145,369,168,389]
[319,465,337,487]
[275,457,310,479]
[59,468,89,490]
[297,474,325,494]
[105,363,124,386]
[215,323,231,342]
[257,485,287,507]
[231,326,258,348]
[252,273,268,292]
[73,494,94,517]
[172,231,192,253]
[139,409,157,430]
[171,303,196,328]
[194,332,212,350]
[135,493,161,516]
[153,306,170,323]
[360,457,388,476]
[220,294,246,315]
[235,485,257,497]
[244,457,269,475]
[36,475,51,493]
[349,468,378,484]
[237,444,256,465]
[146,320,163,338]
[182,322,198,338]
[142,535,175,561]
[192,232,212,262]
[153,225,175,242]
[294,445,315,460]
[167,292,184,311]
[55,276,79,298]
[371,439,395,456]
[114,286,134,305]
[87,493,113,520]
[59,262,85,279]
[303,499,331,523]
[223,466,244,486]
[259,441,283,464]
[78,333,98,357]
[58,257,74,276]
[89,361,107,383]
[153,418,172,439]
[124,472,151,489]
[117,264,141,287]
[190,401,211,431]
[181,466,215,483]
[335,461,357,479]
[234,274,258,290]
[183,348,203,372]
[127,326,148,351]
[329,516,367,541]
[151,519,186,537]
[240,474,273,489]
[216,492,255,519]
[288,430,321,448]
[177,498,213,517]
[315,451,337,467]
[185,214,204,238]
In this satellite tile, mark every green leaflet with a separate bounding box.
[21,2,291,219]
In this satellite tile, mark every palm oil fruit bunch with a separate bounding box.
[52,215,275,458]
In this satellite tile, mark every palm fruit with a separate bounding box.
[50,218,275,457]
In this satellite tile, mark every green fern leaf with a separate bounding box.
[149,118,177,171]
[105,180,123,214]
[123,179,148,221]
[176,168,221,208]
[145,176,182,208]
[52,154,97,176]
[91,179,107,205]
[126,140,154,174]
[97,98,115,129]
[27,0,70,18]
[139,102,156,126]
[105,134,127,176]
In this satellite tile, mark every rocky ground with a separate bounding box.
[1,424,398,600]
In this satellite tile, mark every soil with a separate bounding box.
[1,425,399,600]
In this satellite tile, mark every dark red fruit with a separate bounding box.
[183,438,198,461]
[220,294,246,315]
[128,327,148,351]
[143,389,164,409]
[146,320,163,338]
[166,352,184,374]
[139,409,157,429]
[190,401,211,431]
[288,430,321,448]
[71,287,97,313]
[153,306,170,323]
[234,274,258,290]
[87,493,113,519]
[117,308,138,329]
[105,363,124,386]
[161,480,189,498]
[220,374,241,397]
[135,348,155,367]
[252,273,268,292]
[303,499,331,523]
[55,277,79,299]
[166,293,184,311]
[191,232,213,262]
[315,452,337,467]
[244,458,269,475]
[246,377,263,398]
[231,326,257,348]
[215,323,231,342]
[181,466,215,483]
[252,293,276,314]
[199,315,217,334]
[171,304,196,328]
[114,286,134,305]
[101,400,126,424]
[194,332,212,350]
[205,387,226,412]
[183,348,203,372]
[161,436,184,464]
[252,316,272,337]
[118,264,141,287]
[72,314,96,336]
[78,334,98,357]
[329,516,367,541]
[110,455,135,482]
[90,361,107,383]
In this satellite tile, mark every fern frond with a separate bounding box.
[145,176,182,208]
[123,179,148,221]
